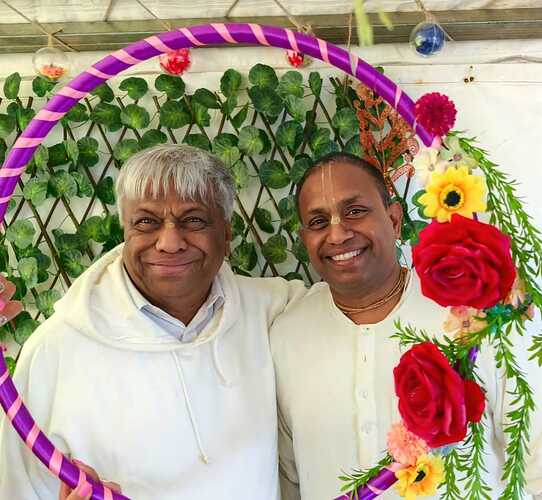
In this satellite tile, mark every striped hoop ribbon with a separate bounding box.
[0,23,435,499]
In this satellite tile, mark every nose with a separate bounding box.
[155,223,188,253]
[326,220,353,245]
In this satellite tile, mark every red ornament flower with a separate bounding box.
[159,49,191,76]
[415,92,457,137]
[412,215,516,309]
[286,50,309,68]
[394,342,485,448]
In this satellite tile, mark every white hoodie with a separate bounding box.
[0,245,306,500]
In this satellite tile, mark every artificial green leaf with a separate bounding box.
[15,246,51,274]
[0,245,8,272]
[36,289,62,318]
[0,114,16,139]
[309,72,322,97]
[60,249,86,278]
[54,231,86,254]
[77,137,99,167]
[284,95,305,123]
[412,190,427,207]
[231,212,245,241]
[238,126,263,156]
[221,94,237,117]
[258,129,272,155]
[159,99,191,129]
[231,103,248,129]
[5,357,16,376]
[255,207,274,233]
[220,68,243,98]
[64,138,79,165]
[48,143,68,167]
[16,107,36,131]
[332,108,359,139]
[4,72,21,99]
[230,241,257,271]
[292,237,309,262]
[249,64,278,89]
[184,133,211,151]
[79,215,109,243]
[10,277,26,301]
[212,134,240,167]
[259,160,289,189]
[248,87,283,118]
[23,175,49,206]
[290,155,312,184]
[119,77,148,100]
[262,234,288,264]
[91,83,114,102]
[276,121,303,154]
[193,88,220,109]
[277,71,304,98]
[96,176,116,205]
[343,135,363,157]
[0,138,6,165]
[32,76,56,97]
[31,144,49,171]
[13,312,39,345]
[140,129,168,149]
[310,128,333,155]
[6,220,35,248]
[6,101,18,118]
[405,220,429,245]
[113,139,141,163]
[155,74,185,99]
[48,170,78,198]
[72,168,94,197]
[6,198,16,214]
[120,103,150,130]
[90,102,122,132]
[65,103,89,123]
[101,214,124,251]
[231,160,249,190]
[18,257,38,289]
[193,101,211,127]
[278,195,301,232]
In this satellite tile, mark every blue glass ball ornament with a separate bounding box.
[410,21,445,56]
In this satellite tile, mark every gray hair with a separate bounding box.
[115,144,235,221]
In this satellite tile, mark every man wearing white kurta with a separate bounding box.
[270,153,542,500]
[0,145,305,500]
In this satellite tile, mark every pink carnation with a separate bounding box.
[415,92,457,137]
[387,421,429,466]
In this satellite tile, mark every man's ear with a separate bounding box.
[388,201,403,239]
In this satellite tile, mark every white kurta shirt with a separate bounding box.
[271,271,542,500]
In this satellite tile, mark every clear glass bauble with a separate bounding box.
[32,47,70,81]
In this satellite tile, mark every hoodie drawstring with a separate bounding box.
[171,353,210,464]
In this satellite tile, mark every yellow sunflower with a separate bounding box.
[395,454,445,500]
[419,166,486,222]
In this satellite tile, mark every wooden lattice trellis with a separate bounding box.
[0,67,414,357]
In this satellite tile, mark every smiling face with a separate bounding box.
[298,161,402,298]
[122,186,231,312]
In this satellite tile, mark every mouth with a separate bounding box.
[147,261,198,274]
[326,247,367,265]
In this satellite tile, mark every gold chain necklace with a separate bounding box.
[334,267,409,315]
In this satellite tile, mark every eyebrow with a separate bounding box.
[305,195,365,215]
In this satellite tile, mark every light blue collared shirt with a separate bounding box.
[123,267,224,343]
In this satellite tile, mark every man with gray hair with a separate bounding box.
[0,144,306,500]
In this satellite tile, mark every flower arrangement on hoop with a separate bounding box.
[337,91,542,500]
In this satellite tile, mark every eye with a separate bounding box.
[134,217,159,229]
[181,217,208,231]
[345,207,368,218]
[307,217,329,230]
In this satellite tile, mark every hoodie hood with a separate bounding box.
[54,243,241,353]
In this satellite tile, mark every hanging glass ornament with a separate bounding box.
[159,48,191,76]
[410,21,445,57]
[33,45,70,82]
[286,49,311,68]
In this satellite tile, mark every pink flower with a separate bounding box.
[415,92,457,137]
[443,306,487,341]
[387,421,429,466]
[159,49,191,76]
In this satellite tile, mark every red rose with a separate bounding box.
[412,215,516,309]
[394,342,485,448]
